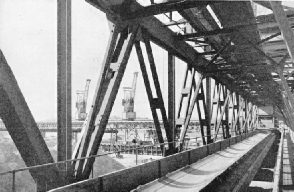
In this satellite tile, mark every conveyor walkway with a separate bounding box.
[134,132,269,192]
[281,132,294,191]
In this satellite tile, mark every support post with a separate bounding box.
[168,53,176,142]
[200,82,212,143]
[57,0,72,179]
[206,77,212,139]
[232,94,243,135]
[179,74,203,150]
[214,88,230,140]
[224,90,230,138]
[239,96,244,132]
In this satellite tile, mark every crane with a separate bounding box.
[122,72,138,121]
[75,79,91,121]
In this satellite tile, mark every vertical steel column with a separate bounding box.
[206,77,212,139]
[179,74,203,150]
[214,87,230,140]
[57,0,72,172]
[168,53,176,142]
[200,82,212,143]
[234,93,239,134]
[255,106,259,129]
[224,90,230,138]
[228,93,234,135]
[176,67,196,125]
[232,94,243,135]
[211,83,221,131]
[196,98,206,145]
[249,105,256,130]
[239,96,244,132]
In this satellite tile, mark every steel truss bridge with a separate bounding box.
[1,0,294,191]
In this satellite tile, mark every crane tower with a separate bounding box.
[122,72,138,121]
[76,79,91,121]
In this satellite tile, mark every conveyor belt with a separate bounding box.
[134,133,269,192]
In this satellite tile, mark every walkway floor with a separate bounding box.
[282,132,294,191]
[135,133,269,192]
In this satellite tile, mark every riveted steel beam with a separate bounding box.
[179,74,203,151]
[232,95,244,135]
[0,50,63,190]
[214,87,231,140]
[72,22,139,180]
[135,33,174,154]
[57,0,72,179]
[206,77,212,139]
[121,0,213,21]
[177,27,237,40]
[168,53,176,142]
[271,1,294,63]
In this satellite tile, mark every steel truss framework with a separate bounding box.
[71,23,259,181]
[3,0,294,189]
[69,0,294,182]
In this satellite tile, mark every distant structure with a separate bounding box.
[122,72,138,120]
[76,79,91,121]
[258,106,276,129]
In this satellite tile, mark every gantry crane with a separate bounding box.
[122,72,138,120]
[76,79,91,121]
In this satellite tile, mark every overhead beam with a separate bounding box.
[121,0,213,20]
[87,0,209,67]
[87,0,263,107]
[271,1,294,63]
[176,26,241,40]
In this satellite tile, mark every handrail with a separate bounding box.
[0,129,255,191]
[273,129,284,192]
[0,132,230,175]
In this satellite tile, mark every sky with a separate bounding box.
[0,0,188,121]
[0,1,293,122]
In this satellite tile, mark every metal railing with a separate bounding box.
[272,129,285,192]
[0,130,248,191]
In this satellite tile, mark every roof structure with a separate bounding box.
[86,0,294,110]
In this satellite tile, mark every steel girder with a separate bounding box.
[0,50,63,190]
[271,1,294,62]
[57,0,72,178]
[270,1,294,131]
[214,86,231,140]
[72,22,139,180]
[177,68,203,151]
[120,0,213,20]
[72,23,177,179]
[135,30,174,153]
[87,0,265,108]
[168,53,176,142]
[175,73,258,149]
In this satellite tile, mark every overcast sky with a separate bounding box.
[0,0,188,121]
[0,1,293,121]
